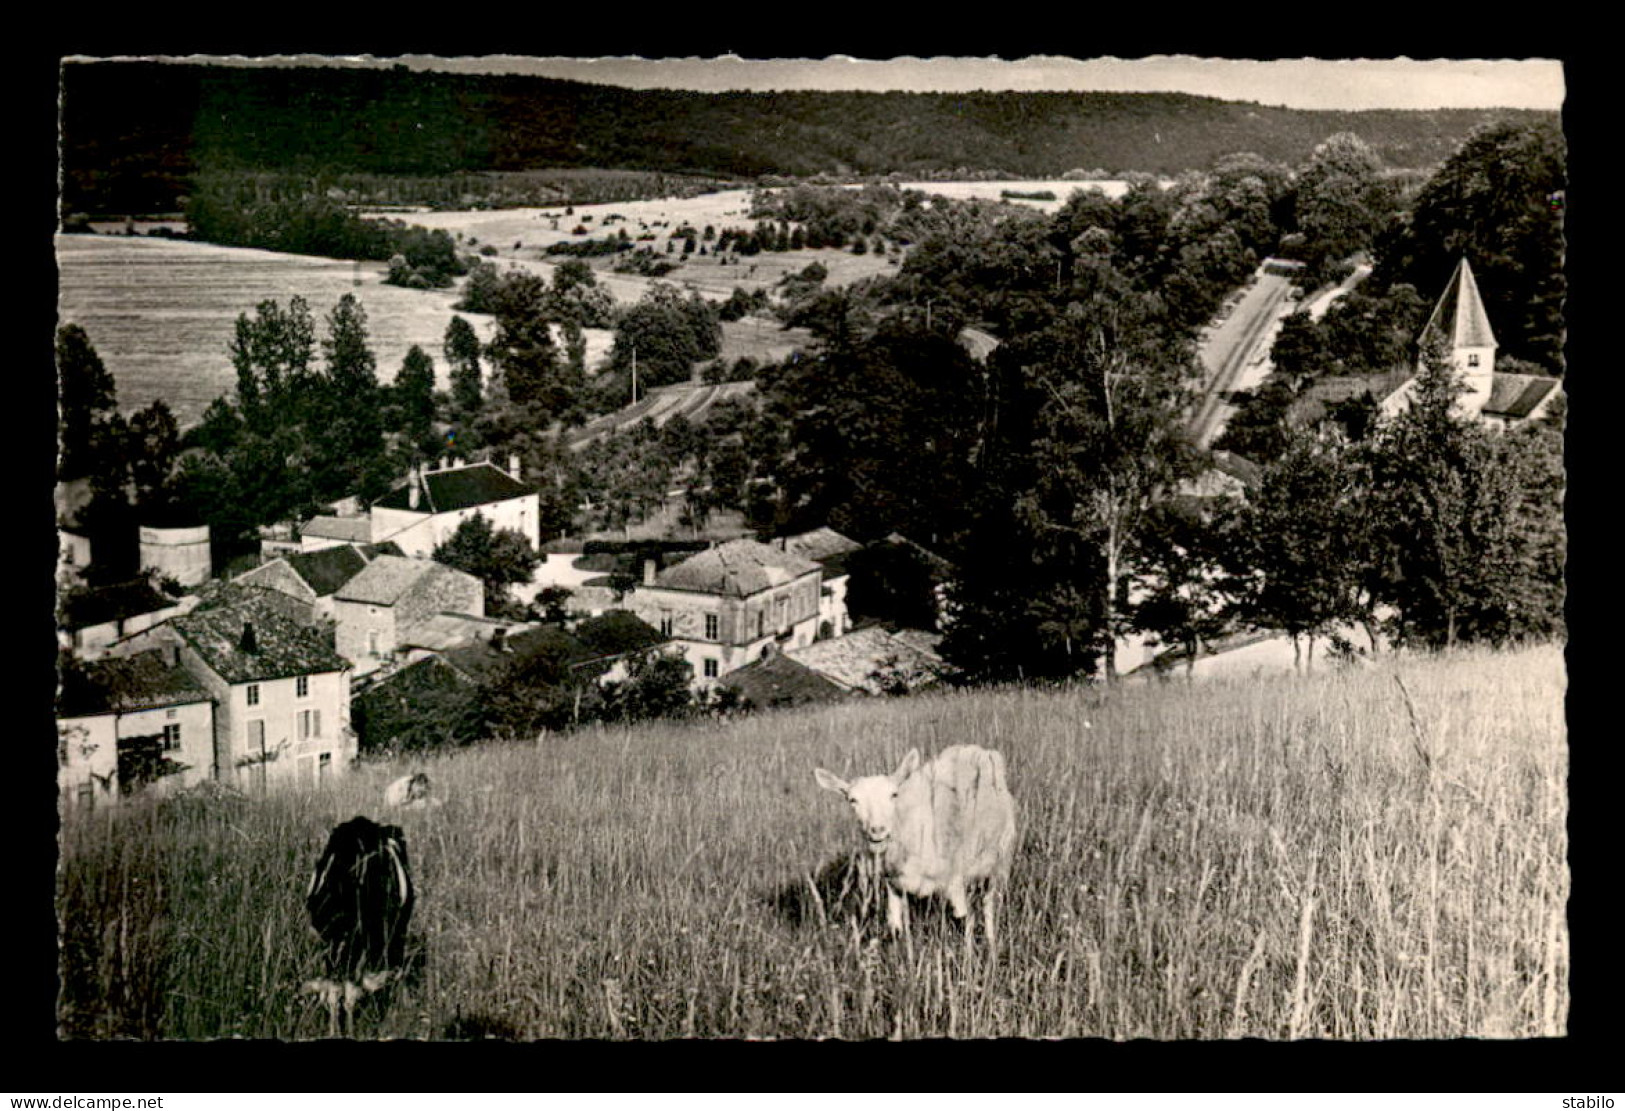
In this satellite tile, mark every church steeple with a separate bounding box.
[1420,257,1497,416]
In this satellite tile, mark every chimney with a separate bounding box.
[439,455,449,472]
[408,478,420,510]
[642,557,658,586]
[238,621,259,655]
[509,453,522,482]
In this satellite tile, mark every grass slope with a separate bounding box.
[58,643,1566,1040]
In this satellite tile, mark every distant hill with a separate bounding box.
[59,61,1557,215]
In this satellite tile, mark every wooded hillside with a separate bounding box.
[59,61,1556,215]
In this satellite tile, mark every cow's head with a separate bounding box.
[815,748,921,855]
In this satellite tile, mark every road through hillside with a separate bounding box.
[1190,271,1294,448]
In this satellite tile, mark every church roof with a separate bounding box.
[1484,373,1561,420]
[1421,258,1497,353]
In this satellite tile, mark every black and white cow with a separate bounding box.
[304,816,415,1035]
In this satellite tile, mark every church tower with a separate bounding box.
[1419,257,1498,418]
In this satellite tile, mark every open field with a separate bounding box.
[55,235,502,430]
[888,178,1133,211]
[58,643,1566,1040]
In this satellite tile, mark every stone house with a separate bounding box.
[780,527,862,640]
[109,593,354,791]
[618,539,826,687]
[57,649,217,808]
[369,457,540,557]
[333,554,485,674]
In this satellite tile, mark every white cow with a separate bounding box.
[815,744,1018,950]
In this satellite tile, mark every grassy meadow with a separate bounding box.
[57,643,1567,1040]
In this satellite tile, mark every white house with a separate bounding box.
[111,593,355,792]
[369,457,540,557]
[57,649,217,808]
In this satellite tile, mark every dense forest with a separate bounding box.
[58,60,1556,215]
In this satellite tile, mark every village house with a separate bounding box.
[107,592,354,791]
[57,649,216,809]
[369,456,540,557]
[618,538,829,687]
[299,514,373,552]
[332,554,485,674]
[232,542,401,625]
[1379,257,1562,428]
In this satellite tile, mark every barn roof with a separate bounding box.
[301,515,372,544]
[335,555,476,607]
[787,626,951,694]
[656,539,821,597]
[723,652,851,709]
[372,461,532,515]
[284,545,369,597]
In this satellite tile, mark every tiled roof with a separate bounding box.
[781,527,863,564]
[302,515,372,543]
[399,612,528,653]
[372,461,531,515]
[656,539,821,597]
[787,626,950,694]
[285,545,369,597]
[58,649,213,717]
[172,594,349,684]
[574,611,666,658]
[1484,373,1560,420]
[335,555,473,606]
[1421,258,1497,352]
[722,652,850,709]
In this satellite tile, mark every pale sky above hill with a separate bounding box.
[120,54,1565,112]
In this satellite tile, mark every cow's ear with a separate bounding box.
[893,748,921,783]
[814,768,848,795]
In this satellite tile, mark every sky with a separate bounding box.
[131,54,1566,112]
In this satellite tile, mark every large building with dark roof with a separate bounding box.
[369,458,540,557]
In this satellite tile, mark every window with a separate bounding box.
[660,610,674,637]
[161,723,182,752]
[368,630,381,656]
[704,613,719,641]
[296,675,309,698]
[246,719,265,753]
[757,612,765,638]
[1467,353,1481,368]
[298,709,322,740]
[703,658,719,679]
[318,752,332,781]
[246,683,260,707]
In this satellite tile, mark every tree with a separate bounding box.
[1371,121,1566,372]
[126,400,182,522]
[599,650,695,724]
[393,345,438,458]
[229,297,317,431]
[57,324,118,481]
[1293,133,1393,276]
[609,283,722,390]
[1011,267,1202,680]
[1232,431,1370,668]
[443,314,485,440]
[485,272,575,417]
[431,513,541,617]
[1130,498,1240,675]
[316,293,387,499]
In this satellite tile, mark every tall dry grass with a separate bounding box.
[58,643,1567,1040]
